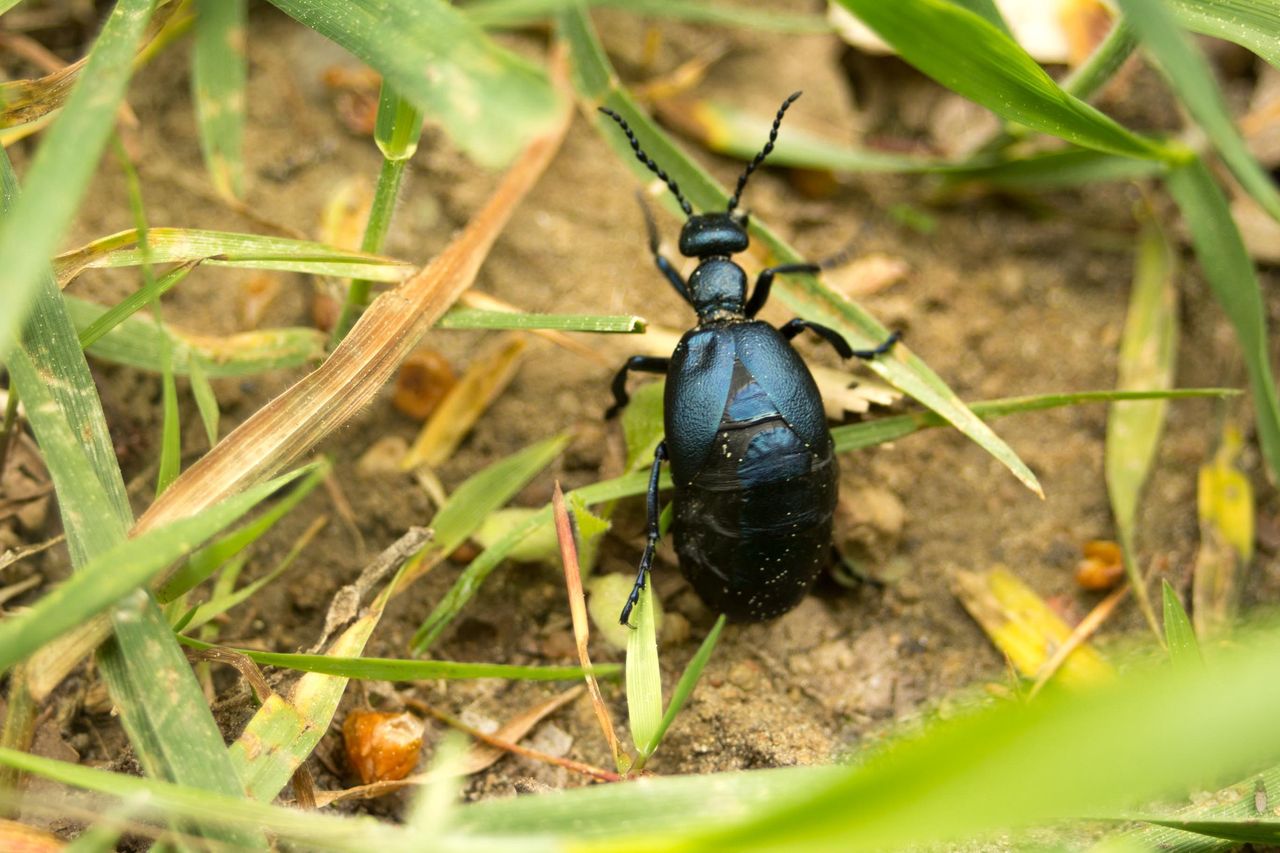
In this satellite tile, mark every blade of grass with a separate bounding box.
[656,96,942,174]
[437,308,645,333]
[1127,765,1280,850]
[0,469,308,676]
[559,6,1045,497]
[74,260,198,348]
[1105,215,1178,641]
[228,529,427,802]
[552,482,624,771]
[833,388,1234,454]
[0,145,261,846]
[1161,579,1203,671]
[331,81,423,343]
[465,0,831,33]
[0,748,416,851]
[156,352,181,494]
[0,0,156,360]
[940,148,1166,190]
[178,637,613,681]
[1116,0,1280,222]
[396,432,571,591]
[833,0,1176,163]
[1167,0,1280,70]
[132,95,569,550]
[157,459,328,602]
[952,567,1114,692]
[187,357,219,445]
[54,227,414,286]
[266,0,562,167]
[68,295,326,377]
[639,613,726,767]
[192,0,246,198]
[1193,423,1254,639]
[1165,156,1280,482]
[177,515,325,632]
[413,389,1232,655]
[625,581,662,760]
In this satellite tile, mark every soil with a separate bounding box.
[4,0,1280,822]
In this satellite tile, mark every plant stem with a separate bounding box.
[1062,18,1137,101]
[330,156,408,346]
[0,389,19,479]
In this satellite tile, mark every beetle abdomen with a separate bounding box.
[672,404,838,622]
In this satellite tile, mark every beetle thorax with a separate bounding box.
[689,258,747,322]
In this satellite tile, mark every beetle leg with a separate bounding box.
[781,320,901,361]
[605,355,670,420]
[620,441,669,627]
[745,263,819,318]
[636,192,692,304]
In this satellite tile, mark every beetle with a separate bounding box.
[600,92,900,626]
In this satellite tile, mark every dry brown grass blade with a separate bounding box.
[553,482,623,768]
[24,86,572,702]
[952,566,1114,692]
[1027,583,1129,700]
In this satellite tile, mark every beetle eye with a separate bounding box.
[731,209,750,229]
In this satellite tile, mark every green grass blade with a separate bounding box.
[156,354,181,495]
[0,748,415,852]
[644,613,726,761]
[157,460,328,601]
[192,0,246,198]
[834,0,1174,162]
[1167,0,1280,70]
[75,260,197,349]
[466,0,831,33]
[626,582,662,756]
[412,507,550,653]
[1117,0,1280,222]
[1165,156,1280,482]
[1137,817,1280,846]
[1162,579,1203,671]
[265,0,562,167]
[833,388,1236,455]
[187,357,220,445]
[559,6,1044,497]
[941,148,1166,190]
[178,637,615,681]
[1,145,261,845]
[54,227,413,285]
[67,295,326,377]
[1126,764,1280,849]
[408,434,571,651]
[437,308,646,333]
[1106,216,1178,640]
[0,0,156,361]
[177,521,314,632]
[0,470,307,677]
[672,97,944,174]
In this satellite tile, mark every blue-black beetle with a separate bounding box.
[601,92,899,625]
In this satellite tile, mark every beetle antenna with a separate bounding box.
[727,91,801,213]
[599,107,693,217]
